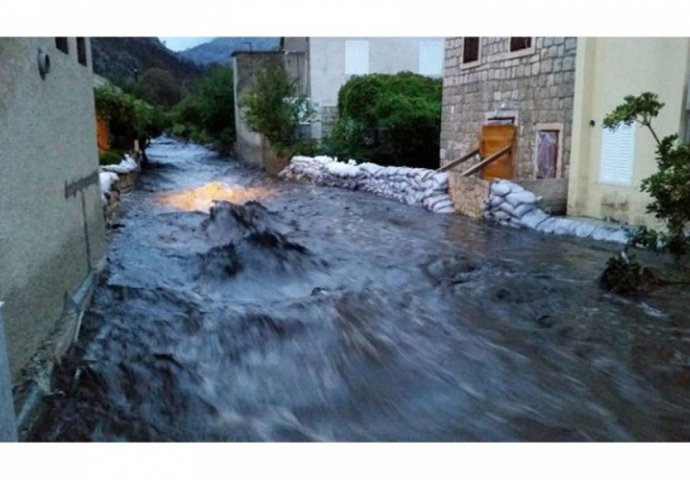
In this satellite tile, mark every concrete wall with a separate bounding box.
[0,38,106,382]
[308,37,444,139]
[0,304,17,441]
[232,51,308,169]
[440,37,577,181]
[568,37,690,227]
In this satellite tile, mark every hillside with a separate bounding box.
[91,37,203,89]
[177,37,280,66]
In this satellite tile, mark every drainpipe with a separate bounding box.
[0,302,18,441]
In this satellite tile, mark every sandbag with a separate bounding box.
[498,201,519,218]
[492,210,512,221]
[505,191,540,208]
[517,209,549,229]
[513,203,536,218]
[491,180,512,196]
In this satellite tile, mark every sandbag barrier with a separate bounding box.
[485,179,630,244]
[279,156,455,213]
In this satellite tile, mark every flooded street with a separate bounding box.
[30,138,690,441]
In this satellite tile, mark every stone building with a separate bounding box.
[440,37,577,214]
[0,37,106,435]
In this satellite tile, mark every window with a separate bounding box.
[599,123,635,186]
[536,130,560,179]
[418,40,444,76]
[345,40,369,75]
[510,37,532,52]
[462,37,480,65]
[76,37,87,66]
[55,37,69,54]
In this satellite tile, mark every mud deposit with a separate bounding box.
[29,138,690,441]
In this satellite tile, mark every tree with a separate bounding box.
[136,68,183,108]
[604,92,690,255]
[241,63,312,154]
[94,84,154,150]
[170,65,236,152]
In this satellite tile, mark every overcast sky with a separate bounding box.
[159,37,216,51]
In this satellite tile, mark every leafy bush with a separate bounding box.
[604,92,690,255]
[170,65,236,152]
[95,85,155,149]
[241,63,313,156]
[99,149,125,166]
[323,72,442,169]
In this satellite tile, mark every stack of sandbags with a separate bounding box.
[484,180,544,227]
[484,179,629,243]
[99,171,119,204]
[100,154,139,174]
[279,156,454,213]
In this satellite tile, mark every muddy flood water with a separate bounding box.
[29,138,690,441]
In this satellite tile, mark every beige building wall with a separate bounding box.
[0,38,106,380]
[568,37,690,227]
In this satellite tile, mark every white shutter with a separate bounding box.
[599,123,636,186]
[419,40,444,76]
[345,40,369,75]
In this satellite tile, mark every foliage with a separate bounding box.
[170,65,236,152]
[135,68,183,108]
[599,251,657,295]
[603,92,690,255]
[241,63,313,155]
[323,72,442,169]
[94,85,156,149]
[99,149,125,166]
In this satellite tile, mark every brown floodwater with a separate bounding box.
[28,138,690,441]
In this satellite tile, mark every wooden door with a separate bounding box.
[480,124,515,180]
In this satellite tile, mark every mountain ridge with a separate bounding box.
[177,37,281,66]
[91,37,203,89]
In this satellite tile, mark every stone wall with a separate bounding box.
[448,174,490,219]
[440,37,577,180]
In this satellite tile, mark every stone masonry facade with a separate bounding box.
[440,37,577,180]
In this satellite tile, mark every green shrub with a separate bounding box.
[604,92,690,255]
[99,149,125,166]
[324,72,442,169]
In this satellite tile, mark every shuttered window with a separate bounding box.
[419,40,444,75]
[599,123,635,186]
[345,40,369,75]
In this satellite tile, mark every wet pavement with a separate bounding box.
[29,138,690,441]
